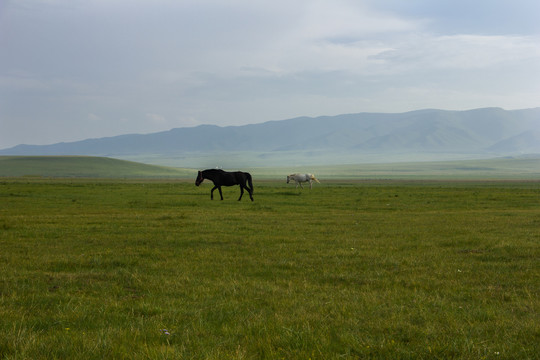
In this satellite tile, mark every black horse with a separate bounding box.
[195,169,254,201]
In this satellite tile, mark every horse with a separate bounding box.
[286,173,320,189]
[195,169,254,201]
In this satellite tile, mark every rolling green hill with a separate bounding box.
[0,156,195,178]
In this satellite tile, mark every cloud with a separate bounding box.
[146,113,166,124]
[297,0,417,40]
[0,0,539,148]
[372,34,540,73]
[0,71,49,92]
[87,113,101,121]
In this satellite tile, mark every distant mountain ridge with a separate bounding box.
[2,107,539,167]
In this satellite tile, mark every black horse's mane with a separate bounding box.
[202,169,225,175]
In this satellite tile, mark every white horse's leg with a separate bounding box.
[309,180,312,189]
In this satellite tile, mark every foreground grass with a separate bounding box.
[0,179,538,359]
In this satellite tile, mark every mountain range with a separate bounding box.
[2,107,539,167]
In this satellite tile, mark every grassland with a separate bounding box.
[0,178,538,359]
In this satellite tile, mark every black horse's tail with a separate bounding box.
[246,173,254,194]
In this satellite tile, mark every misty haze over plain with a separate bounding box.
[2,108,539,168]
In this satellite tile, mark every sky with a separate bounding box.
[1,0,539,149]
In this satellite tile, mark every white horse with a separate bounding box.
[286,173,320,189]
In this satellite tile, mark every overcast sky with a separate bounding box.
[1,0,539,148]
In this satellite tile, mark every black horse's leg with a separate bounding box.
[210,186,218,200]
[238,185,244,201]
[247,185,254,201]
[218,186,224,200]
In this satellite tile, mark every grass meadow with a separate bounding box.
[0,179,538,359]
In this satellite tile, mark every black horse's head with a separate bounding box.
[195,171,204,186]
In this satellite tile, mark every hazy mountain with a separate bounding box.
[487,130,540,153]
[1,107,539,167]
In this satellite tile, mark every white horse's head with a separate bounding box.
[287,174,297,183]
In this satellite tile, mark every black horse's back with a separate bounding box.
[222,171,242,186]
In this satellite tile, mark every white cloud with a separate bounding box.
[146,113,166,125]
[0,0,539,148]
[371,34,540,73]
[87,113,101,121]
[297,0,417,40]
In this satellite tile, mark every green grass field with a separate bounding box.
[1,178,538,359]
